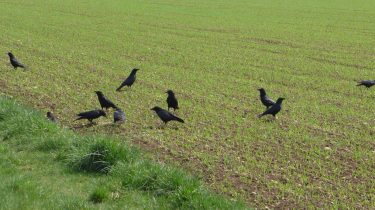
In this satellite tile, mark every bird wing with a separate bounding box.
[108,99,117,108]
[78,110,97,117]
[167,96,174,105]
[260,105,279,117]
[160,110,184,123]
[122,76,135,86]
[264,96,275,105]
[12,58,25,68]
[103,97,117,108]
[117,77,132,91]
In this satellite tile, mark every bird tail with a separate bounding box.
[116,86,123,91]
[19,64,28,70]
[174,116,184,123]
[74,117,83,121]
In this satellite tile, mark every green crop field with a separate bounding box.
[0,0,374,208]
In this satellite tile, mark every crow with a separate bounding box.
[113,108,126,123]
[258,97,285,118]
[258,88,275,109]
[46,112,57,122]
[75,109,106,123]
[7,52,26,69]
[166,90,179,111]
[95,91,117,110]
[151,106,184,124]
[116,68,139,91]
[357,80,375,88]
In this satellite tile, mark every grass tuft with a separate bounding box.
[120,160,200,195]
[89,187,109,203]
[69,140,133,174]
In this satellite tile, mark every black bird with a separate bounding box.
[95,91,117,110]
[151,106,184,124]
[113,108,126,123]
[116,68,139,91]
[166,90,179,111]
[7,52,25,69]
[75,109,106,123]
[46,112,57,122]
[357,80,375,88]
[258,88,275,109]
[258,97,285,118]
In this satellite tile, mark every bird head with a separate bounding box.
[276,97,285,104]
[258,88,266,95]
[95,91,103,96]
[7,52,14,58]
[46,112,53,117]
[165,90,174,95]
[151,106,162,112]
[132,68,140,73]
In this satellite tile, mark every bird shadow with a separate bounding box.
[72,122,97,129]
[116,88,132,93]
[258,117,277,123]
[99,122,125,129]
[73,121,126,130]
[146,124,179,130]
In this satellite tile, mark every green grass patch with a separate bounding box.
[0,96,246,209]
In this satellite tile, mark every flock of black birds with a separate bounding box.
[7,52,184,126]
[7,52,375,126]
[75,70,184,125]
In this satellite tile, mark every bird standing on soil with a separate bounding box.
[258,88,275,109]
[151,106,184,124]
[258,97,285,119]
[95,91,117,110]
[116,68,139,91]
[46,112,57,122]
[7,52,26,69]
[113,108,126,123]
[75,109,106,123]
[357,80,375,88]
[166,90,179,111]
